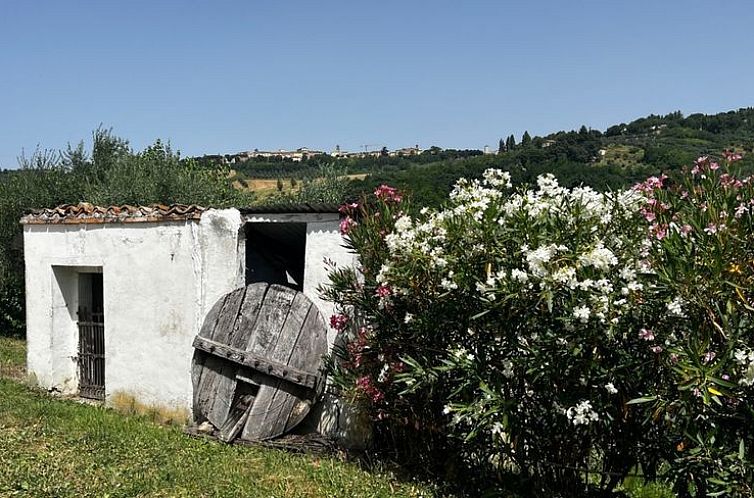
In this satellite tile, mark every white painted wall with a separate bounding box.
[24,209,244,412]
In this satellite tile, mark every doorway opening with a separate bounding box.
[245,222,306,291]
[77,272,105,400]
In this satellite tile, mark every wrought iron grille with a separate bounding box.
[77,307,105,400]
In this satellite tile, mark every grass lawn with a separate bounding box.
[0,337,438,497]
[0,336,25,381]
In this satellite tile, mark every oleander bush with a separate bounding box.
[322,152,754,496]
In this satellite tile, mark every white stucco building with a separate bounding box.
[21,203,358,441]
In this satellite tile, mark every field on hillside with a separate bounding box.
[233,174,368,201]
[0,338,439,498]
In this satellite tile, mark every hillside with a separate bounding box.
[221,107,754,207]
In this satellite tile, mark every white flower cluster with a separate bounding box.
[666,296,686,318]
[578,242,618,271]
[734,348,754,387]
[526,244,567,278]
[377,170,649,331]
[566,400,600,426]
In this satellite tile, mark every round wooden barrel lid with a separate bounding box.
[191,283,328,442]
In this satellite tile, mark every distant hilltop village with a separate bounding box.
[201,144,428,165]
[199,143,510,165]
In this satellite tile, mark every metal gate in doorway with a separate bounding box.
[77,273,104,400]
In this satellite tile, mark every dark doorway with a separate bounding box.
[245,223,306,291]
[77,272,105,400]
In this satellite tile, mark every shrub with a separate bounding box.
[323,155,754,496]
[266,162,351,205]
[0,129,253,338]
[632,152,754,497]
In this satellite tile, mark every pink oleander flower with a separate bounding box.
[650,345,663,354]
[356,376,385,404]
[639,328,655,341]
[704,223,720,235]
[339,216,357,235]
[338,202,359,214]
[375,284,392,298]
[679,224,693,236]
[723,150,743,162]
[735,203,749,218]
[374,184,403,203]
[710,161,720,171]
[634,175,668,194]
[651,223,668,240]
[329,313,349,332]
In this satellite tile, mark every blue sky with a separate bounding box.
[1,1,753,168]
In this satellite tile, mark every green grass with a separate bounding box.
[0,338,438,498]
[0,338,674,497]
[0,336,25,381]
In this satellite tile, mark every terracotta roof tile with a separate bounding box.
[20,203,206,225]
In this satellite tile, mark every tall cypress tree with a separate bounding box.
[521,131,532,147]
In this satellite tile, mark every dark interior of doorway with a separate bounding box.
[245,222,306,292]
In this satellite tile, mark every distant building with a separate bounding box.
[541,139,557,148]
[330,145,349,158]
[389,145,421,157]
[222,148,326,164]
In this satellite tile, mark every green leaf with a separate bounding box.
[739,438,745,460]
[470,309,491,320]
[710,376,737,389]
[626,396,658,405]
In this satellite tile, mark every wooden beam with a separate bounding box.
[192,336,320,390]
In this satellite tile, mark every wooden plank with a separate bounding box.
[192,336,320,389]
[242,292,318,441]
[194,288,247,427]
[275,304,328,435]
[203,360,238,429]
[230,283,268,350]
[218,378,258,442]
[245,285,296,356]
[199,293,230,340]
[281,305,328,433]
[192,292,230,413]
[211,287,247,343]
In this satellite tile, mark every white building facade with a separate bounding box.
[21,203,357,440]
